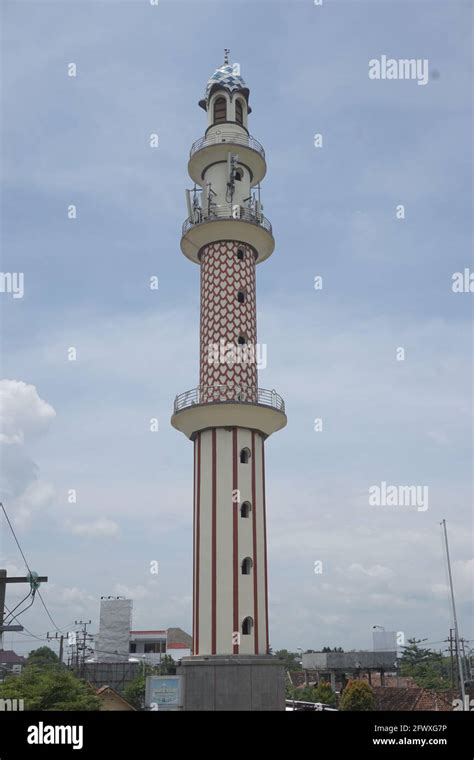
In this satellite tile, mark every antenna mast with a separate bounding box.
[441,519,466,708]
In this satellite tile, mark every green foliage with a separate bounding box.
[321,646,344,653]
[124,656,177,710]
[0,666,99,711]
[339,680,375,711]
[276,649,302,671]
[26,647,60,669]
[286,681,336,706]
[313,681,337,706]
[400,638,441,668]
[400,638,450,691]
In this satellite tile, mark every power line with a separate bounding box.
[3,591,32,623]
[3,604,44,640]
[0,501,62,633]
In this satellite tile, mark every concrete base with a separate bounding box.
[179,655,286,711]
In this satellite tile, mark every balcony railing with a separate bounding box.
[182,204,272,237]
[173,385,285,414]
[190,132,265,160]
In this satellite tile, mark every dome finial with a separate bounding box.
[223,48,230,65]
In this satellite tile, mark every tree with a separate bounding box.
[0,666,99,710]
[321,646,344,653]
[400,638,441,669]
[124,656,177,710]
[275,650,302,671]
[313,681,337,706]
[400,639,450,690]
[339,680,375,711]
[26,647,59,669]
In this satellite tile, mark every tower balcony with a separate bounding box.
[180,204,275,264]
[171,384,287,440]
[188,131,266,186]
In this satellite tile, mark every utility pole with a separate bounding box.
[447,629,455,689]
[46,632,64,666]
[441,519,466,708]
[74,620,92,679]
[0,569,48,649]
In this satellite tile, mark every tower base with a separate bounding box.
[179,655,285,711]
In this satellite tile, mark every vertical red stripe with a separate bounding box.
[251,431,259,653]
[195,433,201,655]
[192,438,195,654]
[261,436,269,654]
[211,429,217,654]
[232,428,239,653]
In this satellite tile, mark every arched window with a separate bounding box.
[242,616,253,635]
[241,557,253,575]
[240,501,251,518]
[235,99,243,126]
[237,290,245,303]
[213,97,227,124]
[237,248,245,261]
[237,334,246,345]
[234,169,243,181]
[240,447,251,464]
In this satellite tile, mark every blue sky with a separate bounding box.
[0,0,472,658]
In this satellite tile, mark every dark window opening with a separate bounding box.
[144,642,166,654]
[237,335,246,345]
[237,248,245,260]
[234,169,243,181]
[237,291,245,303]
[236,99,243,125]
[241,557,253,575]
[242,616,254,635]
[213,97,227,124]
[240,447,251,464]
[240,502,251,518]
[129,643,136,653]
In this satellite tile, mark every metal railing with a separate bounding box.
[190,132,265,160]
[182,204,272,236]
[173,385,285,414]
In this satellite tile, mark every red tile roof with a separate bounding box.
[373,687,456,711]
[0,650,26,664]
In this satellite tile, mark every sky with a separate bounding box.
[0,0,472,659]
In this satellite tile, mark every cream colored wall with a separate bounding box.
[195,426,267,656]
[198,429,213,654]
[256,434,268,653]
[215,428,233,652]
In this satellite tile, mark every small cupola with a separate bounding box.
[199,50,251,128]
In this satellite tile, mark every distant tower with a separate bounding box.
[172,54,286,659]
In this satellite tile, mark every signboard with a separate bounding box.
[145,675,183,711]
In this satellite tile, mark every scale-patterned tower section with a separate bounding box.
[172,57,286,657]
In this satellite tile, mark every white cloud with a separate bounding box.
[0,379,55,444]
[0,380,56,526]
[68,519,120,538]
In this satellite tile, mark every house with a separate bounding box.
[372,686,457,711]
[129,627,192,664]
[95,685,137,711]
[0,650,26,677]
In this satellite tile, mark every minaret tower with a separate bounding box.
[172,54,286,663]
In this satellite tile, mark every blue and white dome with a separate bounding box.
[199,63,251,112]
